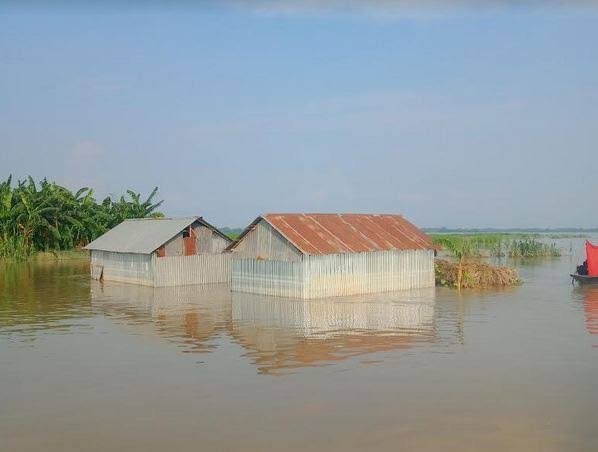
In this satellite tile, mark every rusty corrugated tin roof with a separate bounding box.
[230,213,434,255]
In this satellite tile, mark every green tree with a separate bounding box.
[0,175,164,258]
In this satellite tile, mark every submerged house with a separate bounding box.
[227,213,435,299]
[84,217,232,287]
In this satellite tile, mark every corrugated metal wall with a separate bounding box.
[231,258,304,298]
[193,224,230,254]
[231,220,302,261]
[154,253,231,287]
[90,250,155,286]
[211,233,230,253]
[164,233,184,256]
[194,225,212,253]
[303,249,435,298]
[160,224,230,257]
[231,249,434,299]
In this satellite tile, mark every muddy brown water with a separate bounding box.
[2,237,598,451]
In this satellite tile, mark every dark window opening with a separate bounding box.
[182,228,190,238]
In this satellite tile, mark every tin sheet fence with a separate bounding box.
[231,249,434,299]
[90,250,155,286]
[154,254,231,287]
[232,259,304,298]
[303,249,435,298]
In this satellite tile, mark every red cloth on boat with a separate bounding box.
[586,241,598,276]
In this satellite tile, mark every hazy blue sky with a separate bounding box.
[1,2,597,228]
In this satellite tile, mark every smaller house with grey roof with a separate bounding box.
[84,217,232,287]
[227,213,435,299]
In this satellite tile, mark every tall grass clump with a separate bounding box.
[431,234,504,257]
[431,233,561,258]
[432,239,520,289]
[508,239,560,257]
[0,235,27,260]
[432,233,556,289]
[435,259,520,288]
[0,175,164,259]
[432,236,478,289]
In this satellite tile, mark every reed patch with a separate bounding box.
[435,259,520,288]
[431,233,561,258]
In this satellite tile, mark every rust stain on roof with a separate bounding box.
[260,213,434,255]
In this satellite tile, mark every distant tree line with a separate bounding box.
[220,226,243,239]
[0,176,163,258]
[425,227,598,233]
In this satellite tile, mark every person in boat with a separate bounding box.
[577,260,589,276]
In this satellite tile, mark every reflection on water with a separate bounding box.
[573,286,598,346]
[584,288,598,337]
[231,290,435,374]
[2,249,597,365]
[91,281,231,353]
[89,280,438,372]
[3,242,598,451]
[0,259,91,339]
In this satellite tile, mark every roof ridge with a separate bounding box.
[264,212,404,217]
[124,216,199,221]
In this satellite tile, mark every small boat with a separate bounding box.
[571,274,598,285]
[572,241,598,284]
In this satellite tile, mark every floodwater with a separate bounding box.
[2,238,598,452]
